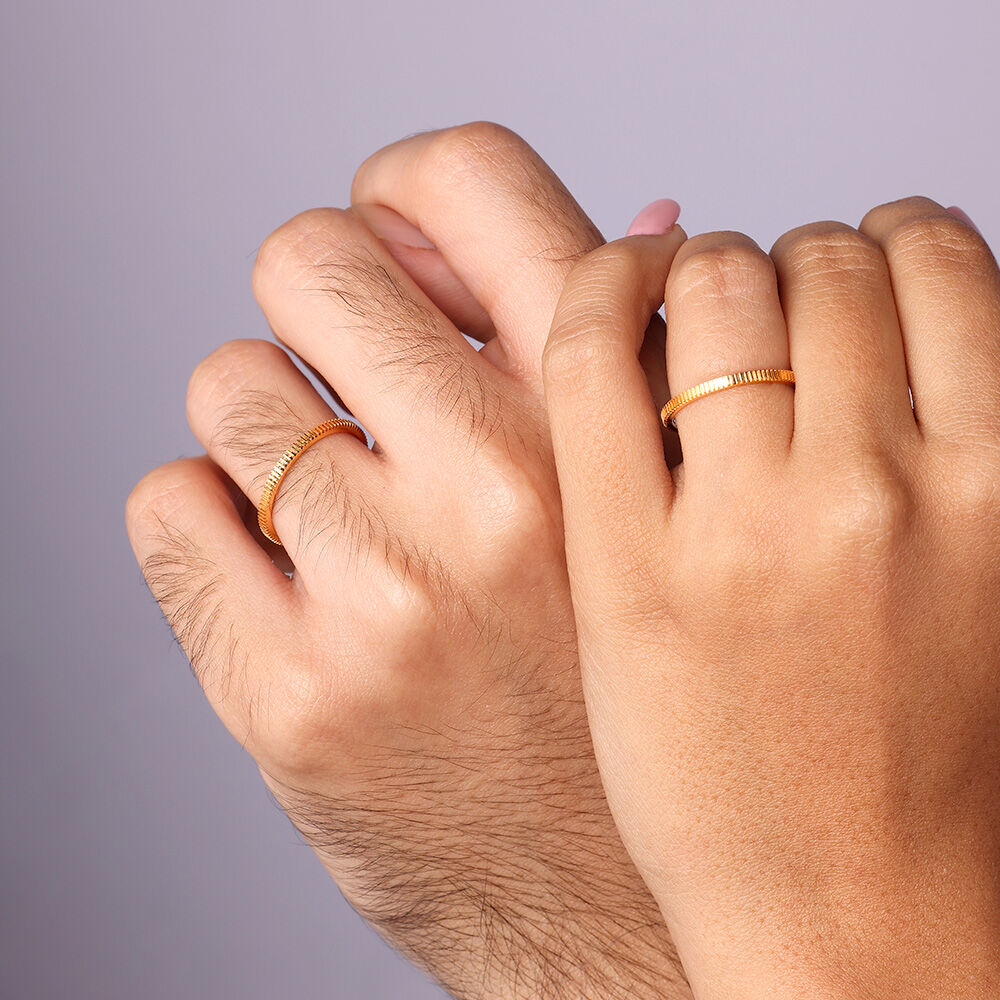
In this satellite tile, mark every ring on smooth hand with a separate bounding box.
[660,369,796,429]
[257,418,367,545]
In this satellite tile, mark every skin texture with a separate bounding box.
[126,123,691,1000]
[543,198,1000,999]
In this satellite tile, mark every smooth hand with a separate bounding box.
[543,199,1000,999]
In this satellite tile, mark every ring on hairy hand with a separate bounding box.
[256,418,367,545]
[661,369,796,429]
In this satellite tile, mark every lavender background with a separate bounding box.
[2,1,997,997]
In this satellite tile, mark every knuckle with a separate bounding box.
[126,467,229,679]
[261,658,339,773]
[542,241,646,353]
[376,566,440,652]
[668,237,771,306]
[421,120,530,178]
[257,573,441,775]
[343,571,442,718]
[774,224,884,278]
[186,339,285,412]
[475,460,556,567]
[859,195,943,231]
[820,457,914,560]
[570,239,645,283]
[252,207,354,296]
[126,458,204,530]
[941,460,1000,521]
[545,242,643,334]
[542,322,622,392]
[883,214,993,271]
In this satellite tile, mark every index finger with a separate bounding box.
[352,121,604,378]
[542,226,687,613]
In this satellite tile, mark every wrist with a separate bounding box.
[674,907,1000,1000]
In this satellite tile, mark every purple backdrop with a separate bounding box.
[2,1,997,997]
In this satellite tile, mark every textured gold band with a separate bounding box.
[257,418,367,545]
[661,369,796,429]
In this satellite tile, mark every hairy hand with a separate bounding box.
[543,199,1000,999]
[126,124,689,999]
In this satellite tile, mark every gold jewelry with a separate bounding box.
[661,369,795,428]
[257,418,367,545]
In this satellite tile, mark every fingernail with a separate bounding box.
[947,205,981,234]
[353,203,436,249]
[626,199,681,237]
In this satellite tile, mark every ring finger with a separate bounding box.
[186,338,383,570]
[664,231,792,489]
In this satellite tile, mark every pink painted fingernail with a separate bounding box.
[947,205,981,234]
[354,203,436,248]
[626,199,681,237]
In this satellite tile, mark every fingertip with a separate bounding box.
[626,199,681,237]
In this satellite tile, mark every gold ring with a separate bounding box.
[661,369,795,429]
[257,418,367,545]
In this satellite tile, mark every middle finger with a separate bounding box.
[252,207,504,453]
